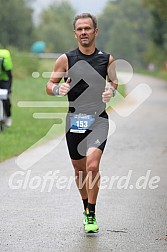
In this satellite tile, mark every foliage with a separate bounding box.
[97,0,152,68]
[1,0,166,69]
[143,0,167,19]
[0,0,34,50]
[142,0,167,68]
[36,1,76,53]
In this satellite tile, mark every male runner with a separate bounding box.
[46,13,118,233]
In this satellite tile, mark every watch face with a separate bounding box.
[53,85,59,95]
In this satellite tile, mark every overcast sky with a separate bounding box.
[32,0,109,18]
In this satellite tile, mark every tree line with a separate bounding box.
[0,0,166,69]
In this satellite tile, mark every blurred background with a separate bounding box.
[0,0,167,69]
[0,0,167,161]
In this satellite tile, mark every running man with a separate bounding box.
[46,13,118,233]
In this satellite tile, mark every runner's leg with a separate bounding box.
[86,147,102,204]
[71,157,88,200]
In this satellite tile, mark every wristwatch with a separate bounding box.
[52,85,60,96]
[110,86,116,97]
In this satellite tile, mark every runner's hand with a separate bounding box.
[102,86,113,103]
[59,77,70,96]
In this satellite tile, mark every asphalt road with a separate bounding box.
[0,74,167,252]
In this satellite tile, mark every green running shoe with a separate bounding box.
[83,210,87,226]
[84,208,99,233]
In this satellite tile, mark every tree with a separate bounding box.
[143,0,167,50]
[143,0,167,19]
[142,0,167,67]
[36,1,76,53]
[97,0,152,68]
[0,0,34,50]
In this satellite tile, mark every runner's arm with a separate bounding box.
[102,55,118,102]
[107,55,118,90]
[46,54,68,96]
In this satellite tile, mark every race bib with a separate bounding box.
[70,114,95,133]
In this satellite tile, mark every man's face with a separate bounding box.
[74,18,98,47]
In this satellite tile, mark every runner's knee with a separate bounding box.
[72,160,86,176]
[86,160,99,174]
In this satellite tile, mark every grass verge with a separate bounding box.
[137,69,167,82]
[0,76,68,161]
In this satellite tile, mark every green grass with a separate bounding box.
[137,69,167,82]
[0,76,68,161]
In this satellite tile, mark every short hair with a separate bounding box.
[73,13,97,29]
